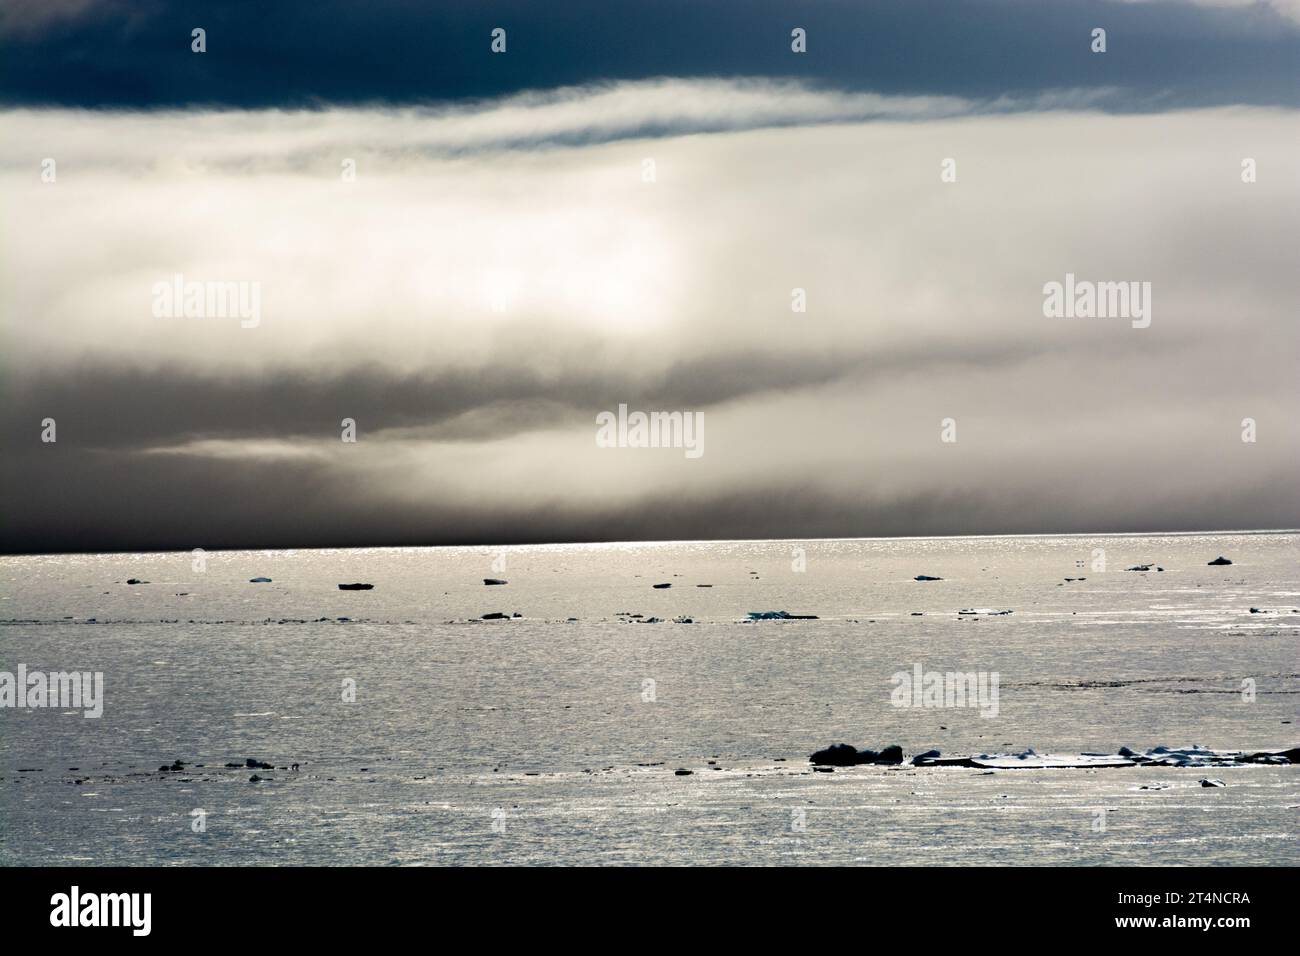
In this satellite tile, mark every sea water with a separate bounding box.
[1,532,1295,865]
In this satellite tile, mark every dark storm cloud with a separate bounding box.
[0,349,862,451]
[6,439,1296,555]
[0,337,1064,453]
[4,317,1296,555]
[3,0,1299,110]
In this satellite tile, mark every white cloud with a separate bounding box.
[1118,0,1300,26]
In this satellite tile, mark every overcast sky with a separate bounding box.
[2,0,1297,552]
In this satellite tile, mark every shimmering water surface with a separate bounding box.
[1,533,1296,865]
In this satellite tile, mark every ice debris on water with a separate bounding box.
[808,744,1300,769]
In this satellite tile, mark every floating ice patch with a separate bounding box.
[969,752,1136,769]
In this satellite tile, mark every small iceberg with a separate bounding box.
[337,583,374,591]
[249,577,272,583]
[483,578,508,585]
[746,610,818,620]
[1207,556,1233,566]
[914,575,942,582]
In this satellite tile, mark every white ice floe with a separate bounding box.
[969,751,1135,769]
[910,745,1298,769]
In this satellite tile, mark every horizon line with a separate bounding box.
[4,528,1296,559]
